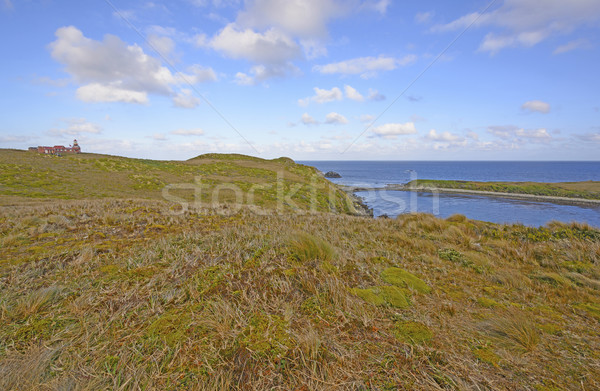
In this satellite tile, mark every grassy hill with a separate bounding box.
[0,149,362,215]
[1,150,600,390]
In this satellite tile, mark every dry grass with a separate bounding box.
[0,199,599,390]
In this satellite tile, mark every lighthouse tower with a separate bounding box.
[72,139,81,153]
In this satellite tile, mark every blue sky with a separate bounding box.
[1,0,599,160]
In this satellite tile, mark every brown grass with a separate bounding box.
[0,200,599,390]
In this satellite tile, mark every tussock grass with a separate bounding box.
[0,200,599,389]
[286,232,337,263]
[482,312,541,353]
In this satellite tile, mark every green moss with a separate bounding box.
[238,313,294,358]
[393,320,433,344]
[381,267,432,294]
[477,297,502,308]
[351,287,386,306]
[378,286,411,308]
[472,346,501,367]
[351,286,411,308]
[145,311,192,347]
[438,248,483,273]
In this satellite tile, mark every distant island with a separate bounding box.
[324,170,342,178]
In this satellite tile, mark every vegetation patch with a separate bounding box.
[238,313,294,358]
[351,286,411,308]
[575,303,600,321]
[472,345,501,367]
[393,320,433,344]
[381,267,432,294]
[287,232,337,262]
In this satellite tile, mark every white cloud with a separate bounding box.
[313,55,416,78]
[432,0,600,54]
[325,112,349,125]
[49,118,102,136]
[147,34,175,57]
[415,11,433,24]
[372,122,417,138]
[301,113,318,125]
[575,133,600,142]
[553,39,589,54]
[151,133,167,141]
[210,23,301,64]
[298,86,343,106]
[360,114,375,123]
[367,88,385,101]
[521,100,551,114]
[173,89,201,108]
[488,125,519,139]
[236,0,350,38]
[516,128,551,139]
[171,128,205,136]
[488,125,552,141]
[344,85,364,101]
[76,84,149,104]
[426,129,463,142]
[49,26,215,104]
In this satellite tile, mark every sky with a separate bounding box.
[1,0,599,161]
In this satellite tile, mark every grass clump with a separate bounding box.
[393,320,433,344]
[483,314,541,353]
[287,232,336,262]
[381,267,432,294]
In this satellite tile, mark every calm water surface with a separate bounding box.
[302,161,600,227]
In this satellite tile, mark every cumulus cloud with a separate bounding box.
[210,24,301,64]
[521,100,551,114]
[301,113,318,125]
[171,128,205,136]
[313,55,416,78]
[426,129,463,142]
[236,0,350,38]
[325,112,349,125]
[367,88,385,101]
[344,85,364,101]
[432,0,600,54]
[488,125,551,141]
[516,128,551,139]
[173,89,201,108]
[49,26,216,104]
[49,118,102,136]
[298,86,343,106]
[372,122,417,138]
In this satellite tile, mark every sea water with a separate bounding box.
[302,161,600,227]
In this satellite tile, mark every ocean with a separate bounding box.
[301,161,600,227]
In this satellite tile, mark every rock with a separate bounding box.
[324,171,342,178]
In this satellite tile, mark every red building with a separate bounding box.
[31,139,81,154]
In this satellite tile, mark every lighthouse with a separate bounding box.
[72,139,81,153]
